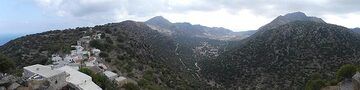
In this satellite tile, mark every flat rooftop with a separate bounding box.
[24,64,64,78]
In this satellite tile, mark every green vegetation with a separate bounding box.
[122,83,140,90]
[0,53,15,73]
[90,40,103,50]
[336,64,357,81]
[79,68,118,89]
[305,73,326,90]
[306,64,359,90]
[99,52,109,58]
[90,40,114,51]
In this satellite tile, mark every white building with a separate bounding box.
[57,66,102,90]
[51,54,63,63]
[64,55,74,63]
[115,76,127,86]
[98,63,107,70]
[91,48,101,56]
[23,64,67,90]
[103,71,118,80]
[94,34,102,40]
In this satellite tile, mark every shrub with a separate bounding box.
[79,68,116,89]
[99,52,109,58]
[90,40,103,50]
[79,68,93,76]
[305,73,326,90]
[105,37,113,44]
[122,83,140,90]
[305,79,325,90]
[336,64,357,81]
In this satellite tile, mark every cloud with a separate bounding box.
[32,0,360,31]
[34,0,360,18]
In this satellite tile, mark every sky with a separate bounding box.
[1,0,360,36]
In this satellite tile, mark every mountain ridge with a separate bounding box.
[202,21,360,89]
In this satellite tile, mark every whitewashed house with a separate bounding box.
[64,55,74,63]
[115,76,128,86]
[91,48,101,56]
[23,64,67,90]
[51,54,63,63]
[94,33,102,40]
[80,36,91,44]
[103,71,118,80]
[57,66,102,90]
[98,63,107,70]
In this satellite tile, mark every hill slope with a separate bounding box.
[202,21,360,89]
[0,21,210,89]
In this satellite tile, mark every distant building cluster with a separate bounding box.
[18,32,128,90]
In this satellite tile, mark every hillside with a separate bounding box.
[202,21,360,89]
[0,21,210,89]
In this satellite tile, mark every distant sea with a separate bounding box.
[0,34,24,46]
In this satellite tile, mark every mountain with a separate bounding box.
[351,27,360,34]
[258,12,325,31]
[145,16,254,40]
[145,16,173,29]
[202,21,360,89]
[0,21,211,89]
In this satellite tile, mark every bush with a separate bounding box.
[99,52,109,58]
[305,79,325,90]
[79,68,93,76]
[79,68,117,89]
[90,40,103,50]
[336,64,357,81]
[105,37,113,44]
[122,83,140,90]
[305,73,326,90]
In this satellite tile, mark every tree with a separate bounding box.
[336,64,357,81]
[90,40,103,50]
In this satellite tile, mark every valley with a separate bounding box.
[1,11,360,90]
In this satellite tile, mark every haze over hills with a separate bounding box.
[0,34,24,46]
[1,11,360,89]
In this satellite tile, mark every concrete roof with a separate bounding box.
[23,64,64,78]
[57,66,102,90]
[353,72,360,82]
[103,71,118,78]
[115,76,126,82]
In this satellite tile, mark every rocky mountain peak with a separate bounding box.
[283,11,307,18]
[258,12,325,30]
[145,16,172,26]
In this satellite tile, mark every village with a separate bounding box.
[0,31,129,90]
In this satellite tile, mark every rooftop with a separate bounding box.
[24,64,64,78]
[103,71,118,78]
[56,66,102,90]
[115,76,126,82]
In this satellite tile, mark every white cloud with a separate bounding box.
[160,9,271,31]
[322,13,360,28]
[32,0,360,31]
